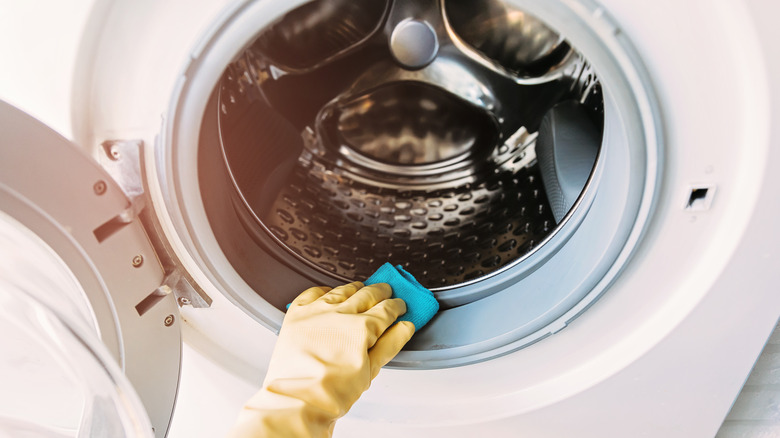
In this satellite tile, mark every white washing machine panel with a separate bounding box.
[1,0,779,436]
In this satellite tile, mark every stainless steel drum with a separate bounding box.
[207,0,604,296]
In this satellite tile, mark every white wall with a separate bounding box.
[0,0,96,139]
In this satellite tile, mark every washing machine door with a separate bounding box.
[0,100,181,438]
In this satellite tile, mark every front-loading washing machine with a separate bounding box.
[1,0,779,436]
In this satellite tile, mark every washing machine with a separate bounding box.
[1,0,779,436]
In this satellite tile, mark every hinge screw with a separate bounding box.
[94,180,107,195]
[132,255,144,268]
[109,145,121,160]
[164,315,175,327]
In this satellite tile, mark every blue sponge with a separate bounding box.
[365,263,439,330]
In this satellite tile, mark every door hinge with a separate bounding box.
[98,139,212,308]
[98,139,147,212]
[163,270,213,309]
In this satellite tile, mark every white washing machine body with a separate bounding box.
[1,0,779,437]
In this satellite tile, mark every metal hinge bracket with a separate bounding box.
[97,139,212,309]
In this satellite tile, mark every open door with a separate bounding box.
[0,101,181,437]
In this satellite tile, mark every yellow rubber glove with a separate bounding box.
[228,281,415,438]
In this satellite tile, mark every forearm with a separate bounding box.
[229,329,369,438]
[229,389,336,438]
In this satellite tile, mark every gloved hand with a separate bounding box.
[229,281,415,438]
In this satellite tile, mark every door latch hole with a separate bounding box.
[685,185,715,211]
